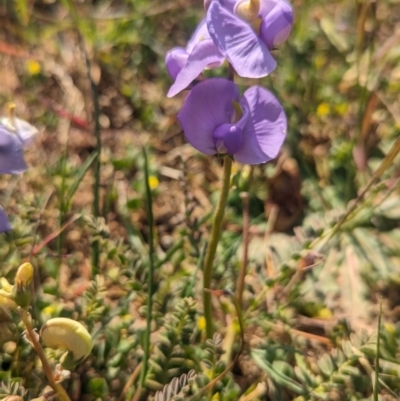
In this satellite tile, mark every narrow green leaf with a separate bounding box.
[251,349,306,395]
[373,302,382,401]
[66,151,98,203]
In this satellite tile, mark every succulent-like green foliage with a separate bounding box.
[252,327,400,400]
[80,277,107,326]
[147,298,197,389]
[154,370,197,401]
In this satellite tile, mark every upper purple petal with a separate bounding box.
[207,1,276,78]
[0,125,28,174]
[167,39,225,97]
[233,86,286,164]
[177,78,240,155]
[260,0,293,49]
[0,208,11,233]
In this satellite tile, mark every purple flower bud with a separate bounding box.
[260,0,293,49]
[166,19,225,97]
[165,48,189,80]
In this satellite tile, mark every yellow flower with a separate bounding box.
[0,294,17,319]
[148,175,159,190]
[26,59,41,75]
[316,102,330,117]
[197,316,206,331]
[40,318,93,362]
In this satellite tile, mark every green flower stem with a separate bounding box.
[139,147,155,388]
[20,309,72,401]
[203,156,233,338]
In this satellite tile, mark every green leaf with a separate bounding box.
[88,377,109,397]
[252,349,307,395]
[66,151,98,204]
[320,17,350,52]
[317,354,335,377]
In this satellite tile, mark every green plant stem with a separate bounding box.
[20,309,72,401]
[203,156,233,338]
[374,301,382,401]
[139,147,155,388]
[80,32,101,276]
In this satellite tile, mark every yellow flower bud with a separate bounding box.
[40,318,93,362]
[0,277,14,294]
[15,263,34,287]
[0,294,17,318]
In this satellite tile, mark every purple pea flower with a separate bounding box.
[0,116,37,233]
[0,117,37,174]
[206,0,293,78]
[166,18,225,98]
[178,78,286,164]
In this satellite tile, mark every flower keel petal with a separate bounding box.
[177,78,240,155]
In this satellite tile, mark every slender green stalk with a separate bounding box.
[20,309,72,401]
[236,166,254,307]
[80,34,102,275]
[139,147,155,388]
[203,156,233,338]
[374,301,382,401]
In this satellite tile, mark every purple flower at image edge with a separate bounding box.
[0,117,38,174]
[0,208,11,234]
[166,19,225,97]
[0,116,38,233]
[177,78,287,165]
[206,0,293,78]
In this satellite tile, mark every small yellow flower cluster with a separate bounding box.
[0,262,34,312]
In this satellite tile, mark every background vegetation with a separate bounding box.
[1,0,400,400]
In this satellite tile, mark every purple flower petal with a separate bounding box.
[213,123,243,154]
[0,117,38,145]
[207,1,276,78]
[177,78,240,155]
[260,0,293,49]
[259,0,280,17]
[0,125,28,174]
[0,208,11,233]
[220,0,237,11]
[166,47,189,80]
[167,39,225,97]
[187,19,211,53]
[234,86,286,164]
